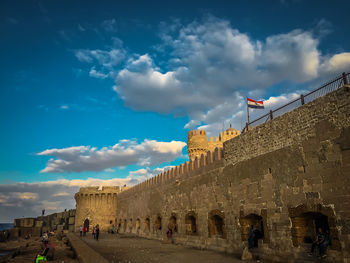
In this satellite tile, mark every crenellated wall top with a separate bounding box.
[119,147,224,196]
[75,186,120,196]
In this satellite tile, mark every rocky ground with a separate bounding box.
[0,234,77,263]
[82,233,266,263]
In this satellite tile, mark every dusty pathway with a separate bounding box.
[82,233,264,263]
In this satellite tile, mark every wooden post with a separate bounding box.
[342,72,348,85]
[301,94,305,105]
[269,110,273,120]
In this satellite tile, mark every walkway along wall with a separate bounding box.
[116,85,350,262]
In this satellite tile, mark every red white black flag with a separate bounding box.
[247,98,264,109]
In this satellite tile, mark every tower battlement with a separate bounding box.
[187,125,240,161]
[187,129,207,138]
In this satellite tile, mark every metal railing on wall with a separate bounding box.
[243,72,350,132]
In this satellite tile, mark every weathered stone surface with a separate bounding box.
[20,218,35,227]
[74,186,120,232]
[69,216,75,225]
[35,220,43,227]
[9,227,19,239]
[112,87,350,262]
[67,233,109,263]
[12,208,76,238]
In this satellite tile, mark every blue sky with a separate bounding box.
[0,0,349,222]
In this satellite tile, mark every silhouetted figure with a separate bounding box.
[248,225,255,249]
[309,227,325,257]
[95,225,100,241]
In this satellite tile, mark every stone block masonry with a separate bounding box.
[6,209,76,240]
[115,86,350,263]
[74,186,120,232]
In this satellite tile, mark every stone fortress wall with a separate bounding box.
[115,85,350,262]
[74,186,121,232]
[4,209,76,241]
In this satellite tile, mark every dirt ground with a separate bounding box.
[82,233,265,263]
[0,235,77,263]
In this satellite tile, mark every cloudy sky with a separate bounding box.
[1,0,350,222]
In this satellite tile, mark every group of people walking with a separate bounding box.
[79,224,100,241]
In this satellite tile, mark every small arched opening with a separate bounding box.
[185,211,197,235]
[289,204,341,251]
[136,218,141,233]
[208,210,225,238]
[123,219,127,232]
[128,218,133,232]
[168,214,177,233]
[291,212,329,245]
[155,216,162,231]
[240,213,264,247]
[144,217,150,233]
[84,218,90,232]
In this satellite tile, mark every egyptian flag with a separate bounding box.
[247,98,264,109]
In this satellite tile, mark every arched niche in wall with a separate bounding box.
[155,215,162,232]
[144,217,150,233]
[185,211,197,235]
[289,204,341,251]
[208,209,225,238]
[168,213,177,233]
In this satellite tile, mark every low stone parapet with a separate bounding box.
[67,233,108,263]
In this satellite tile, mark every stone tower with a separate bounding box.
[187,129,209,161]
[187,125,240,161]
[74,186,120,232]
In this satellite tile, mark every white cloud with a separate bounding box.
[37,139,186,173]
[51,192,70,197]
[0,177,129,222]
[319,52,350,73]
[113,17,350,134]
[127,166,173,185]
[0,163,175,222]
[89,67,109,79]
[101,18,117,32]
[60,105,69,110]
[75,48,125,69]
[75,16,350,136]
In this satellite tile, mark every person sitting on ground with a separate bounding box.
[309,227,325,257]
[320,230,331,258]
[34,240,49,263]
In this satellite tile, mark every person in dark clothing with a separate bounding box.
[95,224,100,241]
[309,228,325,257]
[253,227,262,247]
[248,225,255,249]
[320,230,331,258]
[166,228,173,243]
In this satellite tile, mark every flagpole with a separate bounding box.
[246,97,250,125]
